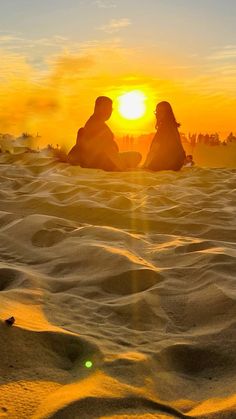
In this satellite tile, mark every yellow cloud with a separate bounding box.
[94,0,116,8]
[0,37,236,148]
[50,54,94,82]
[99,18,131,33]
[0,50,33,81]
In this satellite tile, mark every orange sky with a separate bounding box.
[0,1,236,147]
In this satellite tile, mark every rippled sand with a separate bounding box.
[0,152,236,418]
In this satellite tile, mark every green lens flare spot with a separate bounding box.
[85,361,93,369]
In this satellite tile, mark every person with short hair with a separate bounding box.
[68,96,141,171]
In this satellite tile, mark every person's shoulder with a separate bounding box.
[104,122,113,132]
[84,115,95,127]
[85,114,105,130]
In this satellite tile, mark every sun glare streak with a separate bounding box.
[118,90,147,120]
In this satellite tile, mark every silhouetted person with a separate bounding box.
[67,96,141,171]
[67,128,84,165]
[143,101,186,171]
[184,154,195,167]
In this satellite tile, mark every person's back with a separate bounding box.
[144,101,185,171]
[80,110,119,170]
[67,128,84,165]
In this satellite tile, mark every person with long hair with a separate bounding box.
[143,101,186,171]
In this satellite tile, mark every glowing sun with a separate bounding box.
[118,90,147,120]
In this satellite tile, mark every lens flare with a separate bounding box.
[85,360,93,369]
[118,90,146,120]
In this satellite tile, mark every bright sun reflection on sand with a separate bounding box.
[118,90,147,120]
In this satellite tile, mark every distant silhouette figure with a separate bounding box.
[68,96,141,171]
[184,154,195,167]
[143,101,186,171]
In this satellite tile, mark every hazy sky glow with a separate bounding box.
[0,0,236,143]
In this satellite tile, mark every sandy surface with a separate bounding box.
[0,152,236,418]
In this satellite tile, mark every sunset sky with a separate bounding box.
[0,0,236,145]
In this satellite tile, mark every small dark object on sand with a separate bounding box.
[5,316,15,326]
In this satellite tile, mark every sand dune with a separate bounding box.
[0,152,236,418]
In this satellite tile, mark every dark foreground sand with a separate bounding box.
[0,152,236,418]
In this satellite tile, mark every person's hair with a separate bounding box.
[95,96,112,110]
[156,101,180,128]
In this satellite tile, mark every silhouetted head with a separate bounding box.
[94,96,113,121]
[155,101,180,129]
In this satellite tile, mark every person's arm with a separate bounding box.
[97,128,124,170]
[100,126,119,153]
